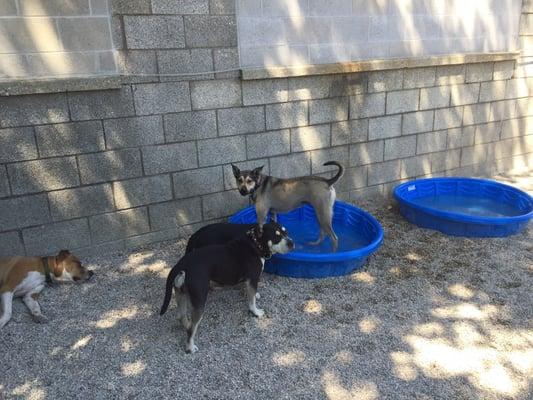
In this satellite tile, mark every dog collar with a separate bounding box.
[246,229,272,260]
[41,257,53,284]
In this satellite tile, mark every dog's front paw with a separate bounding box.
[32,314,49,324]
[255,292,261,300]
[186,344,199,354]
[250,308,265,318]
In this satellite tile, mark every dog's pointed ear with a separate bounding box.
[57,249,70,261]
[231,164,240,178]
[252,165,264,176]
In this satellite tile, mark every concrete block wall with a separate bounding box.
[0,0,532,257]
[0,0,116,80]
[237,0,523,68]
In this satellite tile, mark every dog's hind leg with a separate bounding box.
[0,291,13,329]
[173,272,190,329]
[312,189,338,251]
[186,307,203,354]
[245,279,264,318]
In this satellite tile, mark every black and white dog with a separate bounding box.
[160,222,293,353]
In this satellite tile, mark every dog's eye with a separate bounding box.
[246,178,252,184]
[238,177,243,183]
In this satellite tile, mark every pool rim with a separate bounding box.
[229,201,384,263]
[393,177,533,225]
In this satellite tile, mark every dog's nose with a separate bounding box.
[287,239,295,250]
[239,188,248,195]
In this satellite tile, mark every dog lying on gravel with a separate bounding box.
[160,222,294,353]
[0,250,93,328]
[232,161,343,251]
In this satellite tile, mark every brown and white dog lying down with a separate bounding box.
[0,250,93,328]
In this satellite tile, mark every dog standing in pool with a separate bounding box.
[231,161,344,251]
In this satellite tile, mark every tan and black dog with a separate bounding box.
[0,250,93,328]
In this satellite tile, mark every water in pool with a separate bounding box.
[278,219,371,254]
[412,195,523,217]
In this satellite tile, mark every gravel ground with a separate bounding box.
[1,174,532,400]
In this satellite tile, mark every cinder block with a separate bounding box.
[210,0,236,14]
[368,160,401,185]
[0,0,17,15]
[57,18,111,51]
[403,67,436,89]
[332,120,368,146]
[198,136,246,166]
[384,135,417,161]
[368,70,403,93]
[450,83,480,106]
[213,48,240,78]
[35,121,105,157]
[350,140,384,166]
[152,0,209,13]
[333,166,367,192]
[191,79,242,109]
[23,219,91,256]
[0,166,9,198]
[474,122,502,144]
[465,63,494,83]
[330,73,368,97]
[479,81,507,103]
[461,145,490,166]
[184,15,237,47]
[505,78,530,99]
[419,86,450,110]
[48,184,114,220]
[164,111,217,142]
[402,110,434,135]
[133,82,191,115]
[124,228,180,251]
[447,127,475,149]
[111,0,151,13]
[104,116,164,149]
[91,0,109,15]
[387,89,419,114]
[291,125,330,152]
[124,16,185,49]
[516,97,533,117]
[236,0,261,16]
[310,146,349,174]
[0,232,25,257]
[268,152,310,178]
[0,194,51,230]
[463,103,491,126]
[493,60,515,80]
[502,116,533,139]
[0,127,38,163]
[90,208,150,244]
[368,115,402,140]
[436,65,465,86]
[309,97,349,124]
[288,75,333,101]
[350,93,386,119]
[78,149,142,184]
[431,149,461,172]
[68,87,134,121]
[173,166,224,198]
[18,0,90,15]
[113,175,173,209]
[0,93,69,128]
[202,190,248,220]
[142,142,197,175]
[0,18,62,53]
[400,155,431,179]
[266,102,307,130]
[223,159,269,189]
[157,49,214,81]
[417,131,447,154]
[149,198,202,230]
[247,130,290,158]
[490,99,517,122]
[219,106,265,135]
[115,50,158,81]
[8,158,80,195]
[434,107,463,130]
[243,79,289,106]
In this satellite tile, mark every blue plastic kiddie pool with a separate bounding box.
[229,201,383,278]
[394,177,533,237]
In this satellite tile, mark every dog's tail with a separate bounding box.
[160,260,186,316]
[324,161,344,186]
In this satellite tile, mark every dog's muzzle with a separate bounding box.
[287,239,295,250]
[239,188,249,196]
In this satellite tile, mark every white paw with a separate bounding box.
[186,344,199,354]
[252,308,265,318]
[255,292,261,300]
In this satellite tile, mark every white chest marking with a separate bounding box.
[260,258,265,272]
[13,271,45,297]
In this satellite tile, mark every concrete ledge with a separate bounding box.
[241,52,521,80]
[0,75,124,96]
